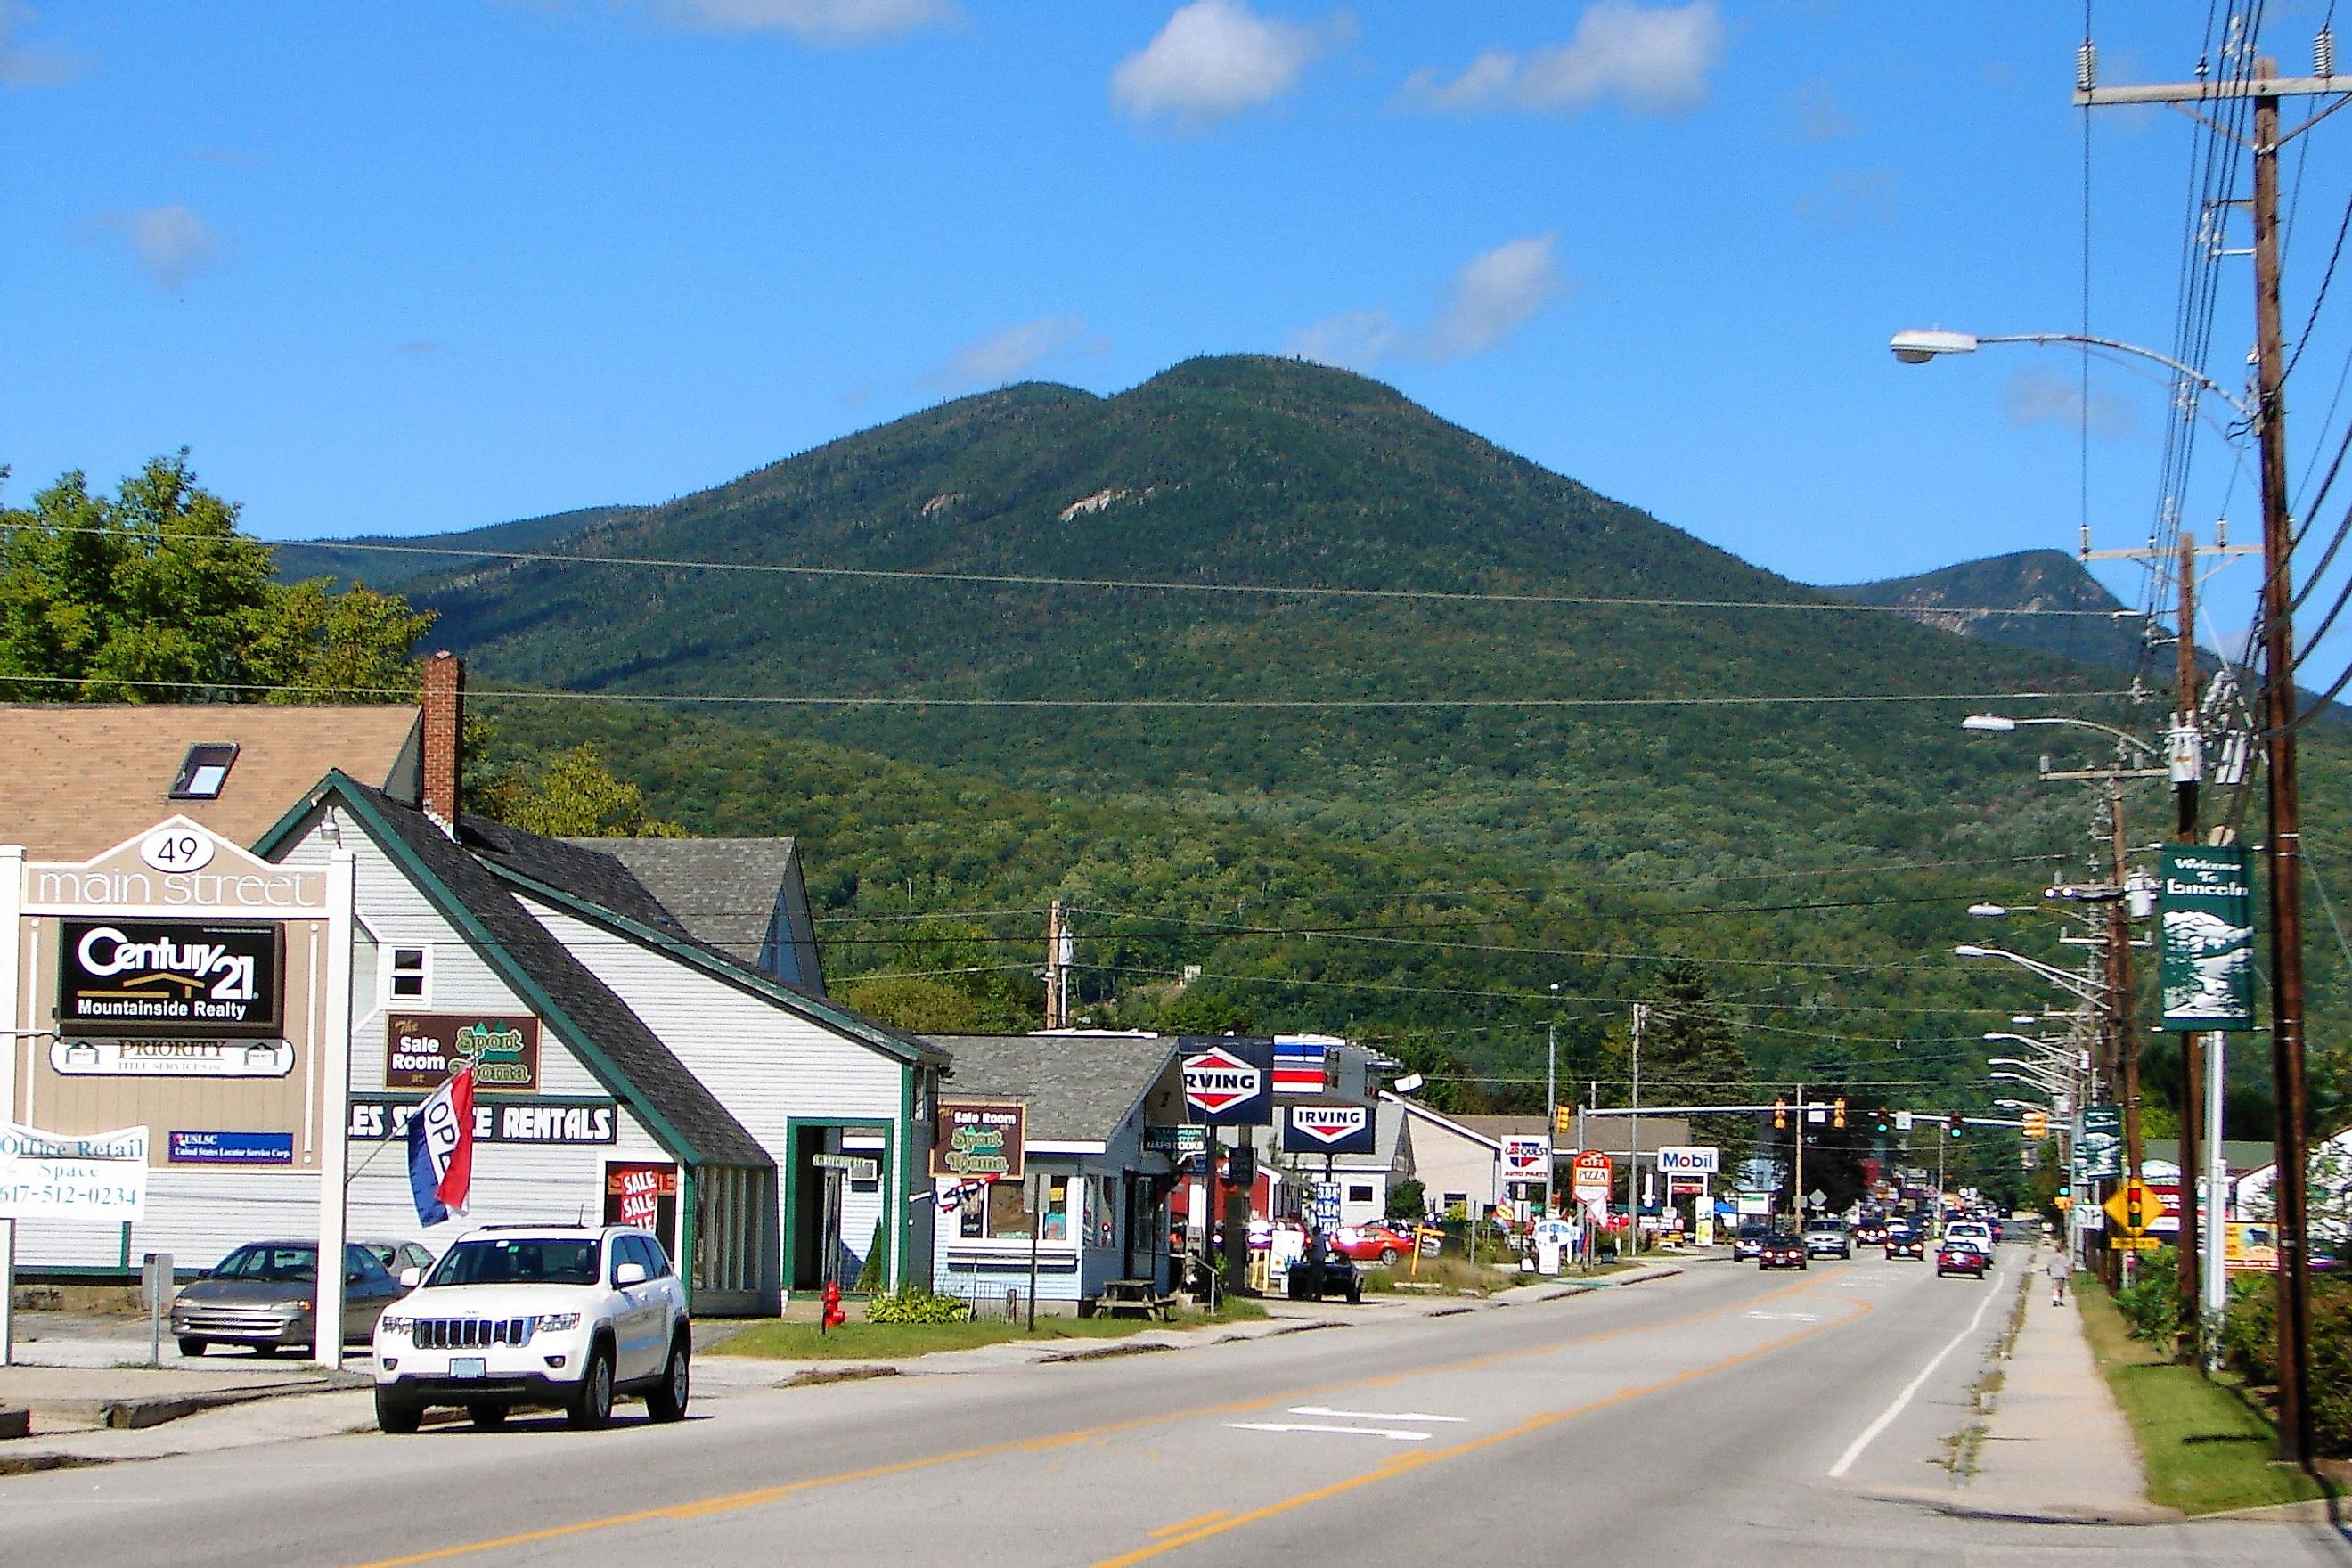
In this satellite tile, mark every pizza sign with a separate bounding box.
[1280,1103,1374,1155]
[1180,1038,1274,1125]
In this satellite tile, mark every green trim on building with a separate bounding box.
[781,1115,897,1297]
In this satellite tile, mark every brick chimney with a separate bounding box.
[421,651,464,836]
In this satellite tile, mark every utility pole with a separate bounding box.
[1627,1003,1646,1256]
[1544,1017,1558,1222]
[1793,1082,1806,1226]
[2079,41,2326,1459]
[2109,785,2145,1286]
[1043,900,1071,1030]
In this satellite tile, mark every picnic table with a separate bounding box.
[1092,1278,1175,1320]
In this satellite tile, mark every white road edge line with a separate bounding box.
[1287,1406,1465,1422]
[1825,1267,2008,1479]
[1227,1422,1433,1441]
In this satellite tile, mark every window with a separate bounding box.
[966,1175,1069,1242]
[168,743,239,800]
[385,946,429,1003]
[426,1237,600,1287]
[1347,1184,1375,1205]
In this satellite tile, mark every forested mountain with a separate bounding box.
[272,504,646,594]
[285,356,2343,1154]
[1826,550,2151,674]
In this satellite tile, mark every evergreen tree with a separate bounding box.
[1640,960,1752,1173]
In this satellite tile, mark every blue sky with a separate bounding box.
[5,2,2347,661]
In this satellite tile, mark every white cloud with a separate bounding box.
[643,0,956,45]
[1402,1,1722,118]
[1287,234,1567,370]
[93,204,220,291]
[1111,2,1335,127]
[1,2,87,87]
[925,315,1094,390]
[2005,367,2136,441]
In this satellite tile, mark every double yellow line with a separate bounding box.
[354,1269,1852,1568]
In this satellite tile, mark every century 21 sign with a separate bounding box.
[56,919,283,1037]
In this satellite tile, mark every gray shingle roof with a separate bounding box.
[573,837,822,992]
[923,1034,1178,1145]
[330,782,772,1170]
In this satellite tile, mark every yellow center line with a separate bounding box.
[346,1268,1842,1568]
[1149,1512,1231,1539]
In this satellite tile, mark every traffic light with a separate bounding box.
[1947,1113,1964,1139]
[1832,1098,1847,1130]
[1773,1098,1788,1130]
[1874,1107,1891,1133]
[2021,1108,2049,1139]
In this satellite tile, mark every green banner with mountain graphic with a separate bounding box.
[2158,845,2255,1032]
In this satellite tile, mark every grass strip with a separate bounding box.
[2075,1280,2328,1515]
[707,1303,1265,1361]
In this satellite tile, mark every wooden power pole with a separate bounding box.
[2078,43,2327,1462]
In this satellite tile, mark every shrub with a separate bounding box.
[2218,1274,2277,1386]
[2313,1278,2352,1458]
[2114,1245,2184,1348]
[863,1288,973,1325]
[1385,1180,1426,1221]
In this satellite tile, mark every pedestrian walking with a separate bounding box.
[2046,1248,2072,1306]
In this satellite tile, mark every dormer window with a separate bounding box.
[168,743,240,800]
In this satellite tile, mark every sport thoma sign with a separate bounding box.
[2159,845,2255,1031]
[56,919,282,1036]
[932,1100,1025,1180]
[385,1014,541,1092]
[1280,1102,1374,1156]
[1180,1037,1274,1125]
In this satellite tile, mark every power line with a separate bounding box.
[2,521,2153,621]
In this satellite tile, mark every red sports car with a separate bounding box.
[1329,1224,1415,1265]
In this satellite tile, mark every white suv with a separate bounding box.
[371,1224,690,1433]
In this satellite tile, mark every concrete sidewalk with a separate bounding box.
[1958,1261,2175,1524]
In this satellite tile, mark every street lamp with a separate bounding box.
[1962,712,2161,764]
[1888,329,2256,421]
[1954,943,2111,1006]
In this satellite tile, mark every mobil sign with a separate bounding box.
[1654,1146,1719,1176]
[1281,1102,1375,1156]
[1501,1136,1549,1178]
[1180,1037,1275,1125]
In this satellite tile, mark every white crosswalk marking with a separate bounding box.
[1226,1422,1433,1441]
[1286,1406,1466,1423]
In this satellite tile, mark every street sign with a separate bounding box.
[1180,1038,1276,1125]
[1895,1111,1914,1132]
[2076,1105,2124,1180]
[2111,1235,2161,1252]
[1570,1151,1613,1202]
[1501,1135,1549,1178]
[1144,1123,1209,1157]
[2159,845,2255,1032]
[2104,1179,2157,1237]
[1808,1188,1827,1210]
[812,1153,878,1182]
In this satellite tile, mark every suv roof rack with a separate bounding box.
[470,1222,600,1232]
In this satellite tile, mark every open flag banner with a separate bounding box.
[407,1066,475,1225]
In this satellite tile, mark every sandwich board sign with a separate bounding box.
[1180,1038,1275,1125]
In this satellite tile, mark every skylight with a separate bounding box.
[168,743,240,801]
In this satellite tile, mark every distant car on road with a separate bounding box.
[1853,1220,1888,1246]
[1936,1240,1990,1278]
[1942,1220,1994,1252]
[1884,1225,1925,1261]
[172,1238,415,1357]
[1758,1231,1808,1270]
[1731,1221,1772,1262]
[1803,1219,1851,1260]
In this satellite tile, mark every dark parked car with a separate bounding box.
[172,1239,413,1356]
[1284,1237,1363,1304]
[1759,1231,1809,1270]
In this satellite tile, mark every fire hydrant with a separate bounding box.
[822,1279,845,1329]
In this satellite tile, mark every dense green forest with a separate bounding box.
[275,355,2347,1156]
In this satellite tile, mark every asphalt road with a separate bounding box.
[5,1250,2345,1568]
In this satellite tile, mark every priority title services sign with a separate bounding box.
[2159,845,2256,1032]
[933,1100,1026,1180]
[56,919,282,1037]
